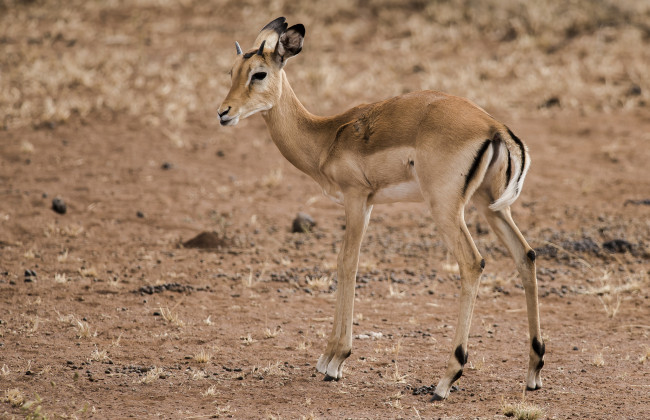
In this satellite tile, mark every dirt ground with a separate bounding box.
[1,1,649,419]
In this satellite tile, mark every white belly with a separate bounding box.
[369,180,423,204]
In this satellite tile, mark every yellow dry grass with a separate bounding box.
[502,399,544,420]
[4,388,25,408]
[1,0,648,132]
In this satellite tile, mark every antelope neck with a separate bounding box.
[262,71,332,179]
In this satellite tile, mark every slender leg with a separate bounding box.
[430,208,485,400]
[316,195,372,380]
[478,204,544,390]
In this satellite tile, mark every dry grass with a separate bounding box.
[252,361,283,378]
[240,333,255,346]
[54,273,67,284]
[260,168,284,189]
[1,0,648,132]
[201,385,218,397]
[502,399,544,420]
[639,348,650,364]
[584,270,646,318]
[57,249,69,263]
[591,353,605,367]
[90,347,109,362]
[386,361,407,384]
[387,284,406,298]
[79,266,98,278]
[75,319,95,339]
[193,349,212,364]
[4,388,25,407]
[305,275,332,291]
[159,306,184,327]
[140,367,165,384]
[264,326,282,339]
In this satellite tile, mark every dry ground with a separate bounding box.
[1,1,649,419]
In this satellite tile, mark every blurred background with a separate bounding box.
[1,0,649,131]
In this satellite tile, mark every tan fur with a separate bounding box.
[219,18,544,400]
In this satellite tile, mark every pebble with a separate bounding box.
[136,211,145,218]
[602,239,632,253]
[52,197,67,214]
[355,331,383,340]
[161,162,173,170]
[292,212,316,233]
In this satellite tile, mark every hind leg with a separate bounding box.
[427,203,485,400]
[476,200,544,390]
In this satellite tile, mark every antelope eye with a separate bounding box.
[251,72,267,82]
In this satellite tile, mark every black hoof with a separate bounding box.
[323,374,338,382]
[526,385,541,391]
[430,393,445,402]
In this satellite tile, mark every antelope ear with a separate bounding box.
[274,24,305,67]
[252,17,287,52]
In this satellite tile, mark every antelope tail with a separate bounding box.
[488,127,530,211]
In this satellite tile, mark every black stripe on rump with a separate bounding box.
[463,140,492,196]
[505,149,512,187]
[506,128,526,185]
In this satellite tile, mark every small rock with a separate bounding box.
[161,162,173,170]
[183,231,231,249]
[52,197,67,214]
[573,346,579,351]
[356,334,370,340]
[602,239,632,253]
[136,211,145,218]
[539,96,560,109]
[412,64,425,73]
[627,84,642,96]
[216,150,225,157]
[292,212,316,233]
[624,198,650,206]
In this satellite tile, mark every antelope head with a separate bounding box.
[218,17,305,126]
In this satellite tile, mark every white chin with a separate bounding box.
[221,116,240,126]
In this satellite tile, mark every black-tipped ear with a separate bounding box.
[261,17,288,35]
[274,24,305,66]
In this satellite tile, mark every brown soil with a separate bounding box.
[1,2,649,419]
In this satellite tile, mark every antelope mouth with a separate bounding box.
[219,115,240,126]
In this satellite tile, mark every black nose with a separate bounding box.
[218,106,231,118]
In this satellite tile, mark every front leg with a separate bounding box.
[316,195,372,380]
